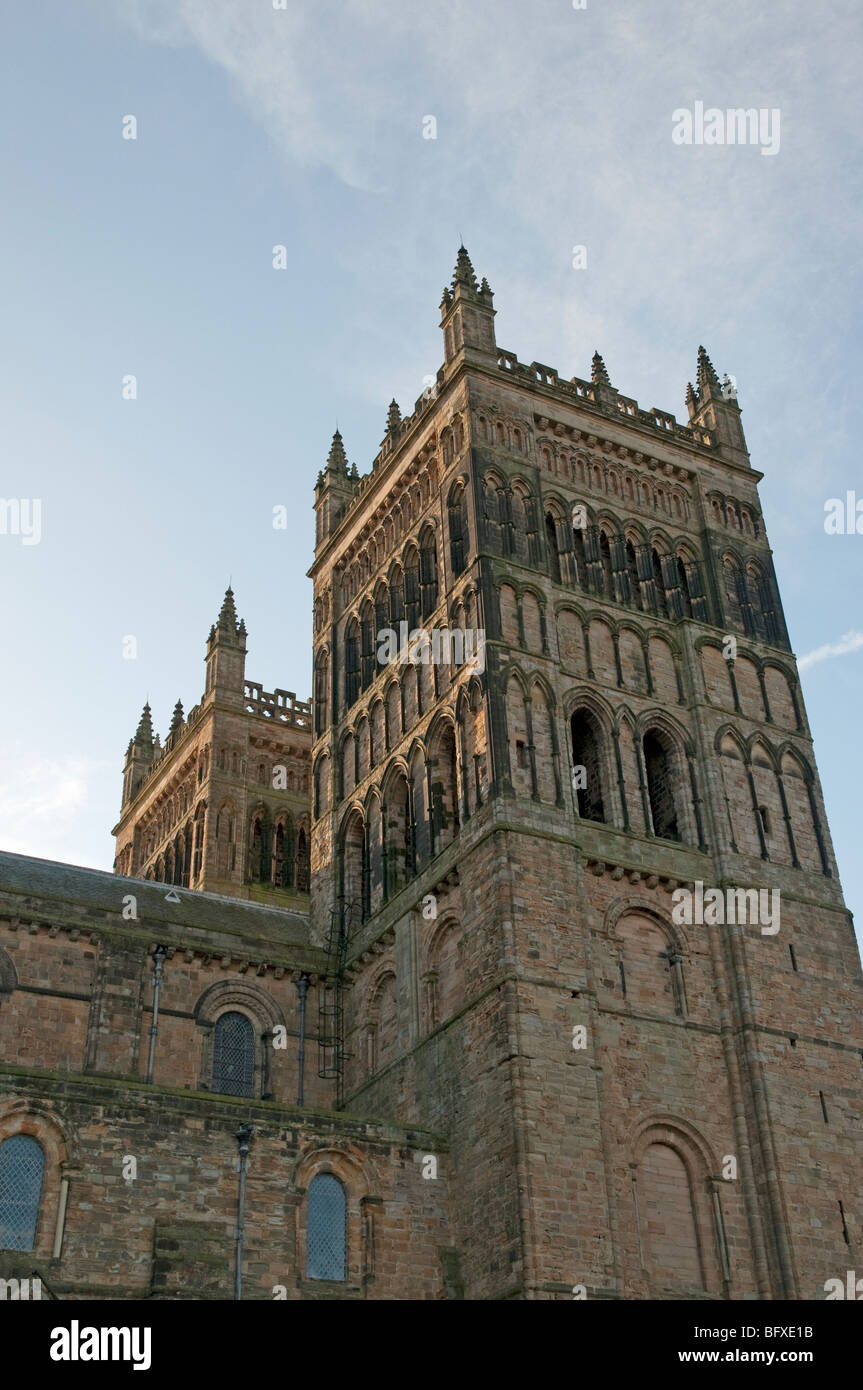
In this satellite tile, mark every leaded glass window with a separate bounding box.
[212,1011,255,1097]
[0,1135,45,1251]
[306,1173,346,1281]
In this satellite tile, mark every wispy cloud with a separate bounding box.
[798,630,863,671]
[117,0,863,418]
[0,750,95,860]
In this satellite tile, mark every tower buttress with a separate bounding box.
[440,246,497,370]
[314,429,358,550]
[122,702,155,808]
[204,587,247,707]
[686,345,749,466]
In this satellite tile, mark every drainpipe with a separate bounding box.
[234,1123,254,1301]
[296,973,310,1107]
[145,946,167,1084]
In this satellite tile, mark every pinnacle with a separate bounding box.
[134,701,154,746]
[326,429,349,475]
[591,351,611,388]
[386,398,402,435]
[452,245,478,292]
[696,345,720,393]
[169,699,184,735]
[217,586,238,631]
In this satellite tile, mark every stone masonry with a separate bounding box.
[0,249,859,1300]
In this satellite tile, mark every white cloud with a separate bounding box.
[0,752,93,859]
[116,1,862,379]
[798,630,863,671]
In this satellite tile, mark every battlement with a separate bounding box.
[325,349,717,554]
[494,349,714,448]
[243,684,311,729]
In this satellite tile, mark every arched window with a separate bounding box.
[388,565,405,629]
[428,724,459,850]
[570,711,606,823]
[639,1143,703,1290]
[212,1012,255,1097]
[483,476,505,554]
[306,1173,347,1281]
[344,620,360,709]
[360,602,375,691]
[572,525,587,589]
[248,814,270,884]
[643,731,679,841]
[374,583,389,645]
[383,769,414,899]
[0,1135,45,1251]
[419,530,438,619]
[747,563,776,641]
[546,513,561,583]
[626,540,642,609]
[448,485,468,577]
[296,827,310,891]
[652,549,667,617]
[342,811,367,921]
[677,557,693,618]
[404,548,420,631]
[274,818,294,888]
[314,650,329,736]
[599,531,614,600]
[723,556,744,628]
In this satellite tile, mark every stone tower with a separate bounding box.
[113,588,313,910]
[308,249,862,1299]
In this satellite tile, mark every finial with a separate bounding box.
[326,429,349,475]
[452,245,478,291]
[696,345,720,395]
[169,699,184,736]
[686,381,698,409]
[134,701,154,746]
[217,586,238,631]
[591,351,611,387]
[386,398,402,436]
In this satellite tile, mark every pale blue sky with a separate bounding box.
[1,1,860,936]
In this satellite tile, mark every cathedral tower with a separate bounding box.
[308,250,861,1299]
[113,590,312,909]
